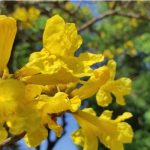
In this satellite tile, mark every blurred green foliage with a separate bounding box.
[0,1,150,150]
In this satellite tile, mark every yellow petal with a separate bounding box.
[25,84,42,101]
[82,108,96,116]
[117,122,133,143]
[8,104,41,135]
[23,67,79,85]
[105,78,132,105]
[72,129,98,150]
[47,116,63,137]
[107,59,116,80]
[62,53,104,77]
[37,92,81,114]
[0,126,7,143]
[16,51,79,85]
[96,89,112,107]
[116,112,133,122]
[111,142,124,150]
[100,110,113,119]
[73,110,133,150]
[43,15,65,47]
[0,16,17,74]
[0,79,25,122]
[72,113,98,150]
[43,15,82,56]
[71,129,84,147]
[25,126,48,147]
[71,66,110,99]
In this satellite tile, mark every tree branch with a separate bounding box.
[0,132,26,148]
[116,12,150,21]
[78,10,119,33]
[78,9,150,33]
[72,0,82,15]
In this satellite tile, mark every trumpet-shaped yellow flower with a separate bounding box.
[16,15,103,85]
[0,16,17,75]
[34,92,81,138]
[72,109,133,150]
[96,60,131,106]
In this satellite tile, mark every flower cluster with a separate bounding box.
[12,6,40,28]
[0,15,133,150]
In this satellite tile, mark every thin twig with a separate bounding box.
[72,0,82,15]
[78,10,150,33]
[78,9,119,33]
[116,12,150,21]
[0,132,26,148]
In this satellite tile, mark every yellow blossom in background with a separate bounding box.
[115,48,123,55]
[124,40,134,49]
[64,2,75,10]
[103,49,114,59]
[116,22,123,30]
[12,6,40,28]
[81,7,91,16]
[128,48,137,57]
[100,31,106,38]
[124,40,137,56]
[129,18,138,28]
[12,7,27,22]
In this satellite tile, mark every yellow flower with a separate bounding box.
[72,109,133,150]
[0,15,133,148]
[0,15,17,75]
[127,48,137,57]
[43,15,82,57]
[12,7,27,22]
[25,125,48,147]
[96,60,132,106]
[12,7,40,28]
[129,18,138,28]
[124,40,134,49]
[103,50,114,59]
[71,59,131,106]
[0,79,25,122]
[33,92,81,138]
[36,92,81,114]
[28,7,40,22]
[64,2,75,10]
[115,48,123,55]
[16,15,103,85]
